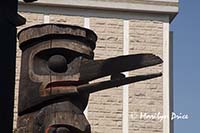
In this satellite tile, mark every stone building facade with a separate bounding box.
[14,0,178,133]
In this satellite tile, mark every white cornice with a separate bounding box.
[19,0,178,21]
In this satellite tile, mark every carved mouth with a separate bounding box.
[42,81,88,96]
[46,81,86,88]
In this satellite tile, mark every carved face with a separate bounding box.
[19,40,93,113]
[29,40,89,97]
[17,24,97,114]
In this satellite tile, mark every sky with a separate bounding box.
[171,0,200,132]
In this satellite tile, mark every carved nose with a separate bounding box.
[48,55,68,73]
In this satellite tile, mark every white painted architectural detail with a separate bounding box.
[84,18,90,29]
[123,20,129,133]
[19,4,170,22]
[169,31,174,133]
[163,21,172,133]
[83,17,90,118]
[19,0,178,19]
[43,15,50,23]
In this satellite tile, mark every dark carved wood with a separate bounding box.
[16,24,162,133]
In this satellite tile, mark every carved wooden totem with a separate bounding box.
[16,24,163,133]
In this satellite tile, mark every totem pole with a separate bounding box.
[16,24,162,133]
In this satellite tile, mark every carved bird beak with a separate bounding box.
[77,53,163,93]
[45,53,162,96]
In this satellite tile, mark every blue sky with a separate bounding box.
[171,0,200,132]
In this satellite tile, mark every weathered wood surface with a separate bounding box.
[18,24,97,50]
[79,53,162,82]
[17,24,97,133]
[16,24,163,133]
[16,101,90,133]
[77,73,162,93]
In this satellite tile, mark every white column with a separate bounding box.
[169,31,174,133]
[163,21,172,133]
[123,20,129,133]
[43,15,50,23]
[84,17,90,29]
[83,17,90,118]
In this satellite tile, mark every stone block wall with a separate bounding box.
[128,18,163,133]
[14,10,165,133]
[88,18,124,133]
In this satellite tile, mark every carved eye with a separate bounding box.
[33,48,81,75]
[48,54,68,73]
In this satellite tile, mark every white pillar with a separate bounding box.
[123,20,129,133]
[163,20,172,133]
[44,15,50,23]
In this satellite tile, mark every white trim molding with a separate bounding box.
[123,20,129,133]
[43,15,50,23]
[18,4,168,21]
[19,0,178,22]
[163,19,173,133]
[169,31,174,133]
